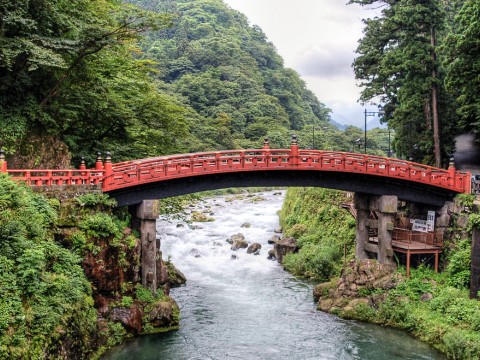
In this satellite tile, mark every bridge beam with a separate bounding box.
[132,200,160,294]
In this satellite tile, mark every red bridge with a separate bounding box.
[1,137,471,207]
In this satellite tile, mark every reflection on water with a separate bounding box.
[103,191,445,360]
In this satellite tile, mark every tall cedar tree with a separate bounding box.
[350,0,446,166]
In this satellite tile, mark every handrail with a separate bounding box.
[4,148,471,195]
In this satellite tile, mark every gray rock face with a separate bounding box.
[247,243,262,254]
[273,237,298,263]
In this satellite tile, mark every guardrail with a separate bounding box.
[1,138,471,195]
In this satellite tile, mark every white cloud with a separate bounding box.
[223,0,381,127]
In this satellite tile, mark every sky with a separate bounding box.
[223,0,383,129]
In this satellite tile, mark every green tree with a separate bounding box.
[350,0,452,166]
[444,0,480,132]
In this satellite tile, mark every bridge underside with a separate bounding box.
[107,170,456,207]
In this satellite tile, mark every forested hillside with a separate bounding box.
[0,0,336,168]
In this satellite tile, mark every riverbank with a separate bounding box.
[279,187,480,359]
[103,189,444,359]
[0,174,179,359]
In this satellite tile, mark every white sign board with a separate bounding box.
[412,219,428,233]
[427,210,435,232]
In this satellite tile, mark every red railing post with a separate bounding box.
[79,157,87,171]
[263,138,270,167]
[465,170,472,194]
[0,149,7,173]
[448,157,456,188]
[103,152,113,190]
[95,152,103,171]
[290,135,299,166]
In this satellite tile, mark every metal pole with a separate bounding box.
[364,109,367,154]
[388,127,391,157]
[312,125,315,150]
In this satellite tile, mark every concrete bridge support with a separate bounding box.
[354,193,397,265]
[131,200,160,293]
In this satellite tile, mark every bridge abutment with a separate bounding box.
[355,193,397,265]
[131,200,160,294]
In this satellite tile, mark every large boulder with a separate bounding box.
[166,261,187,287]
[148,298,179,329]
[227,233,244,245]
[247,243,262,254]
[273,237,298,263]
[110,305,143,334]
[230,233,248,250]
[231,239,248,251]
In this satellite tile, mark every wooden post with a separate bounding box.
[434,251,439,273]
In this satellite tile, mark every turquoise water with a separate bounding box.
[103,191,445,360]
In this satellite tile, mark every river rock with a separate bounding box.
[231,254,238,260]
[229,233,248,250]
[274,226,283,234]
[110,305,143,334]
[166,261,187,287]
[247,243,262,254]
[241,222,251,228]
[148,298,179,328]
[268,235,281,244]
[228,233,244,243]
[231,238,248,251]
[315,259,401,318]
[267,249,276,260]
[273,237,298,263]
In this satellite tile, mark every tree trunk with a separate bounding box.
[431,26,441,168]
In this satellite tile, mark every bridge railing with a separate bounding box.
[1,139,471,194]
[6,169,105,186]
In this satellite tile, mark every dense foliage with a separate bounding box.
[350,0,459,166]
[352,266,480,359]
[127,0,332,151]
[279,188,356,281]
[0,174,97,358]
[280,186,480,358]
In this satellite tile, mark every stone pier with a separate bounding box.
[354,193,397,265]
[131,200,160,293]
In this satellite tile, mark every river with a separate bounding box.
[103,190,445,360]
